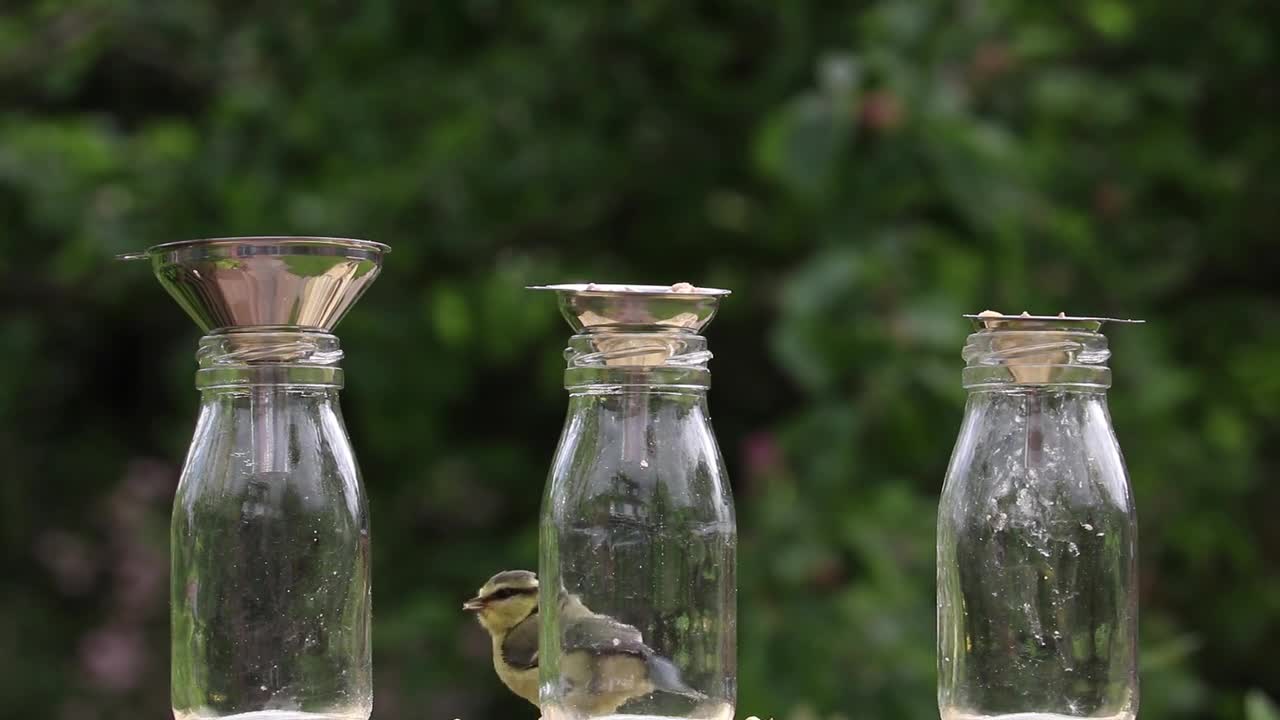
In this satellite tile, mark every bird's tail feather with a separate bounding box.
[645,653,705,700]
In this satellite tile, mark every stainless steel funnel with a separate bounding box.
[527,282,730,334]
[529,282,730,368]
[120,236,390,332]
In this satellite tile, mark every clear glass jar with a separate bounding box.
[171,330,372,720]
[938,317,1138,720]
[537,285,737,720]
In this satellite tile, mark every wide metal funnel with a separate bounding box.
[528,282,730,368]
[527,282,730,334]
[121,237,389,332]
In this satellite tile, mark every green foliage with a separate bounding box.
[1247,692,1280,720]
[2,0,1279,718]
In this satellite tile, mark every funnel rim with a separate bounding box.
[146,236,391,255]
[963,313,1143,323]
[964,313,1144,333]
[527,283,731,298]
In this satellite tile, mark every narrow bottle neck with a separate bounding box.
[563,330,712,392]
[962,329,1111,393]
[195,329,344,391]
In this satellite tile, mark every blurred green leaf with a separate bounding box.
[1247,691,1280,720]
[3,1,1280,718]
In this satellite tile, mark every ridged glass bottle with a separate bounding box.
[171,330,372,720]
[538,287,737,720]
[938,318,1138,720]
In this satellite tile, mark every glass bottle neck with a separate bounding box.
[563,330,712,392]
[195,329,344,391]
[962,329,1111,393]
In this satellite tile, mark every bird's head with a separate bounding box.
[463,570,540,634]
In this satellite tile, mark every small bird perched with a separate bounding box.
[463,570,702,714]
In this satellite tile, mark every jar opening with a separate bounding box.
[563,332,712,390]
[961,329,1111,390]
[196,330,344,389]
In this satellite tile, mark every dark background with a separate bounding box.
[2,1,1279,719]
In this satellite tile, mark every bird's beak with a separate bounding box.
[462,596,486,612]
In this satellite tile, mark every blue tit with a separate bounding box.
[464,570,542,706]
[464,570,703,714]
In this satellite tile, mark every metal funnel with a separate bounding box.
[965,311,1143,332]
[527,282,730,334]
[121,237,389,332]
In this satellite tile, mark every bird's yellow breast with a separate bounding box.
[493,635,540,707]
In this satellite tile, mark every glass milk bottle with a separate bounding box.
[124,238,388,720]
[533,284,737,720]
[938,313,1140,720]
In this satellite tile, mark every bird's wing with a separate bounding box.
[563,612,647,657]
[563,614,704,701]
[501,611,540,671]
[560,602,706,704]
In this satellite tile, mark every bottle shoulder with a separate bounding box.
[942,393,1133,516]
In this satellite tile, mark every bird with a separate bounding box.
[463,569,704,714]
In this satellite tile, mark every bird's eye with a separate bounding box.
[488,588,518,601]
